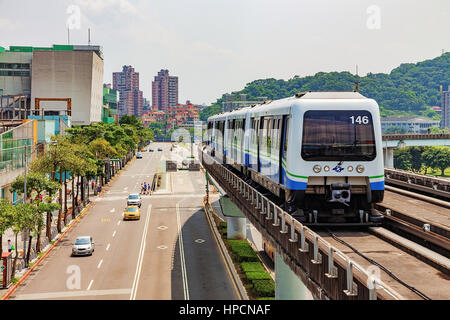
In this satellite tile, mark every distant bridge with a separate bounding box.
[381,134,450,168]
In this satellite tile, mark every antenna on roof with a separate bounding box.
[88,28,91,46]
[67,27,70,45]
[354,64,359,92]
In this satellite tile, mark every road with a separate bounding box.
[9,143,239,300]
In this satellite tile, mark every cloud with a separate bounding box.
[0,18,17,31]
[74,0,138,15]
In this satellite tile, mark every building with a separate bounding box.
[221,93,268,112]
[441,85,450,129]
[152,69,178,112]
[141,110,166,127]
[381,116,441,134]
[0,46,33,119]
[113,65,144,118]
[30,45,104,126]
[102,84,119,123]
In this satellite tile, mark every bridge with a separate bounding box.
[200,146,450,300]
[381,133,450,168]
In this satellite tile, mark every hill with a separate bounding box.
[202,53,449,120]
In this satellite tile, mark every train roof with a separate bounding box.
[207,92,369,121]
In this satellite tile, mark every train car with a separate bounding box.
[206,92,385,223]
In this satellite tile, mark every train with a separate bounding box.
[204,91,385,224]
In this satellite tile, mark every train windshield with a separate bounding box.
[301,110,376,161]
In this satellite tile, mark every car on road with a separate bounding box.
[136,152,143,159]
[124,205,141,220]
[72,236,95,256]
[157,147,163,151]
[149,148,154,152]
[127,193,141,207]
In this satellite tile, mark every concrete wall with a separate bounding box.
[31,51,103,126]
[0,51,32,95]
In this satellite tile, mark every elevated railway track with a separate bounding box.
[200,147,450,300]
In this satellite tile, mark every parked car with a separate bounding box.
[149,148,154,152]
[127,193,141,207]
[72,236,95,256]
[136,152,143,159]
[157,147,163,151]
[124,206,141,220]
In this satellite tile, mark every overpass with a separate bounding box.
[382,133,450,168]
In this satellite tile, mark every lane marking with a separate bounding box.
[157,225,168,230]
[157,245,167,250]
[130,204,152,300]
[97,259,103,269]
[112,230,116,237]
[106,243,110,251]
[14,288,131,300]
[110,208,115,213]
[176,202,190,300]
[117,220,121,226]
[195,239,205,244]
[87,280,94,291]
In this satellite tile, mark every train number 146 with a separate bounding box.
[350,115,369,124]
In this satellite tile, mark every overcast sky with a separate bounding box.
[1,0,449,105]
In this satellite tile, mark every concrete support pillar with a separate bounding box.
[383,147,394,169]
[275,252,313,300]
[227,217,247,240]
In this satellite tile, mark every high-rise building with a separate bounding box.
[441,85,450,129]
[152,69,178,112]
[113,65,144,118]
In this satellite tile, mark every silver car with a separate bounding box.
[72,236,95,256]
[127,193,141,207]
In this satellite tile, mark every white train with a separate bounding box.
[205,92,385,223]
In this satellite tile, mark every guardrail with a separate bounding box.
[384,168,450,198]
[382,133,450,141]
[201,149,404,300]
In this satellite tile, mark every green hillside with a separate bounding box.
[206,52,449,120]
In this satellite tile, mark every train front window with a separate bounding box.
[301,110,376,161]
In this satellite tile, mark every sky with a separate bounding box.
[0,0,449,105]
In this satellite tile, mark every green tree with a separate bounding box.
[422,146,450,176]
[0,200,14,257]
[394,148,412,170]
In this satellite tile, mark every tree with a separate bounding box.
[10,203,34,277]
[422,146,450,176]
[0,200,14,257]
[394,148,412,170]
[409,146,425,172]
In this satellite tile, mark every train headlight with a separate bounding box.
[323,165,330,172]
[356,165,365,173]
[347,166,354,172]
[313,165,322,173]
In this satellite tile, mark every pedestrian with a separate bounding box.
[140,183,144,194]
[144,182,147,195]
[7,239,13,252]
[91,181,95,190]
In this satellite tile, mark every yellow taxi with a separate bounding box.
[123,205,140,220]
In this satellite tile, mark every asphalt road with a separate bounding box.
[9,143,239,300]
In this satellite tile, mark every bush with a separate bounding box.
[252,279,275,297]
[227,240,258,262]
[218,221,227,236]
[258,297,275,300]
[240,262,265,273]
[245,271,272,281]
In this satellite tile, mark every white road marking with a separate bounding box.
[176,202,190,300]
[110,208,115,213]
[195,239,205,244]
[157,225,168,230]
[97,259,103,269]
[157,245,167,250]
[112,230,116,237]
[87,280,94,291]
[117,220,121,226]
[130,204,152,300]
[106,243,110,251]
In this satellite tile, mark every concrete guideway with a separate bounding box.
[8,143,239,300]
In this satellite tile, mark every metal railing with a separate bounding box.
[385,168,450,196]
[203,151,405,300]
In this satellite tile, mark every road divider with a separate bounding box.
[176,202,190,300]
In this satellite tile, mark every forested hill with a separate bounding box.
[212,52,449,119]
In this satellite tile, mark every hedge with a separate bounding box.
[227,240,258,262]
[252,279,275,297]
[240,262,265,273]
[245,271,272,281]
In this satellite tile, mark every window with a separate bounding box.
[301,110,376,161]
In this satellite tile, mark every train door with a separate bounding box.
[280,115,289,185]
[257,118,262,173]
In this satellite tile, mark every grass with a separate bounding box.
[252,279,275,297]
[227,240,259,262]
[240,262,265,273]
[245,271,272,281]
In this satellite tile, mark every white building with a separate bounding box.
[381,116,441,134]
[31,46,104,125]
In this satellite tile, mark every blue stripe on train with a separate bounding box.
[370,181,385,191]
